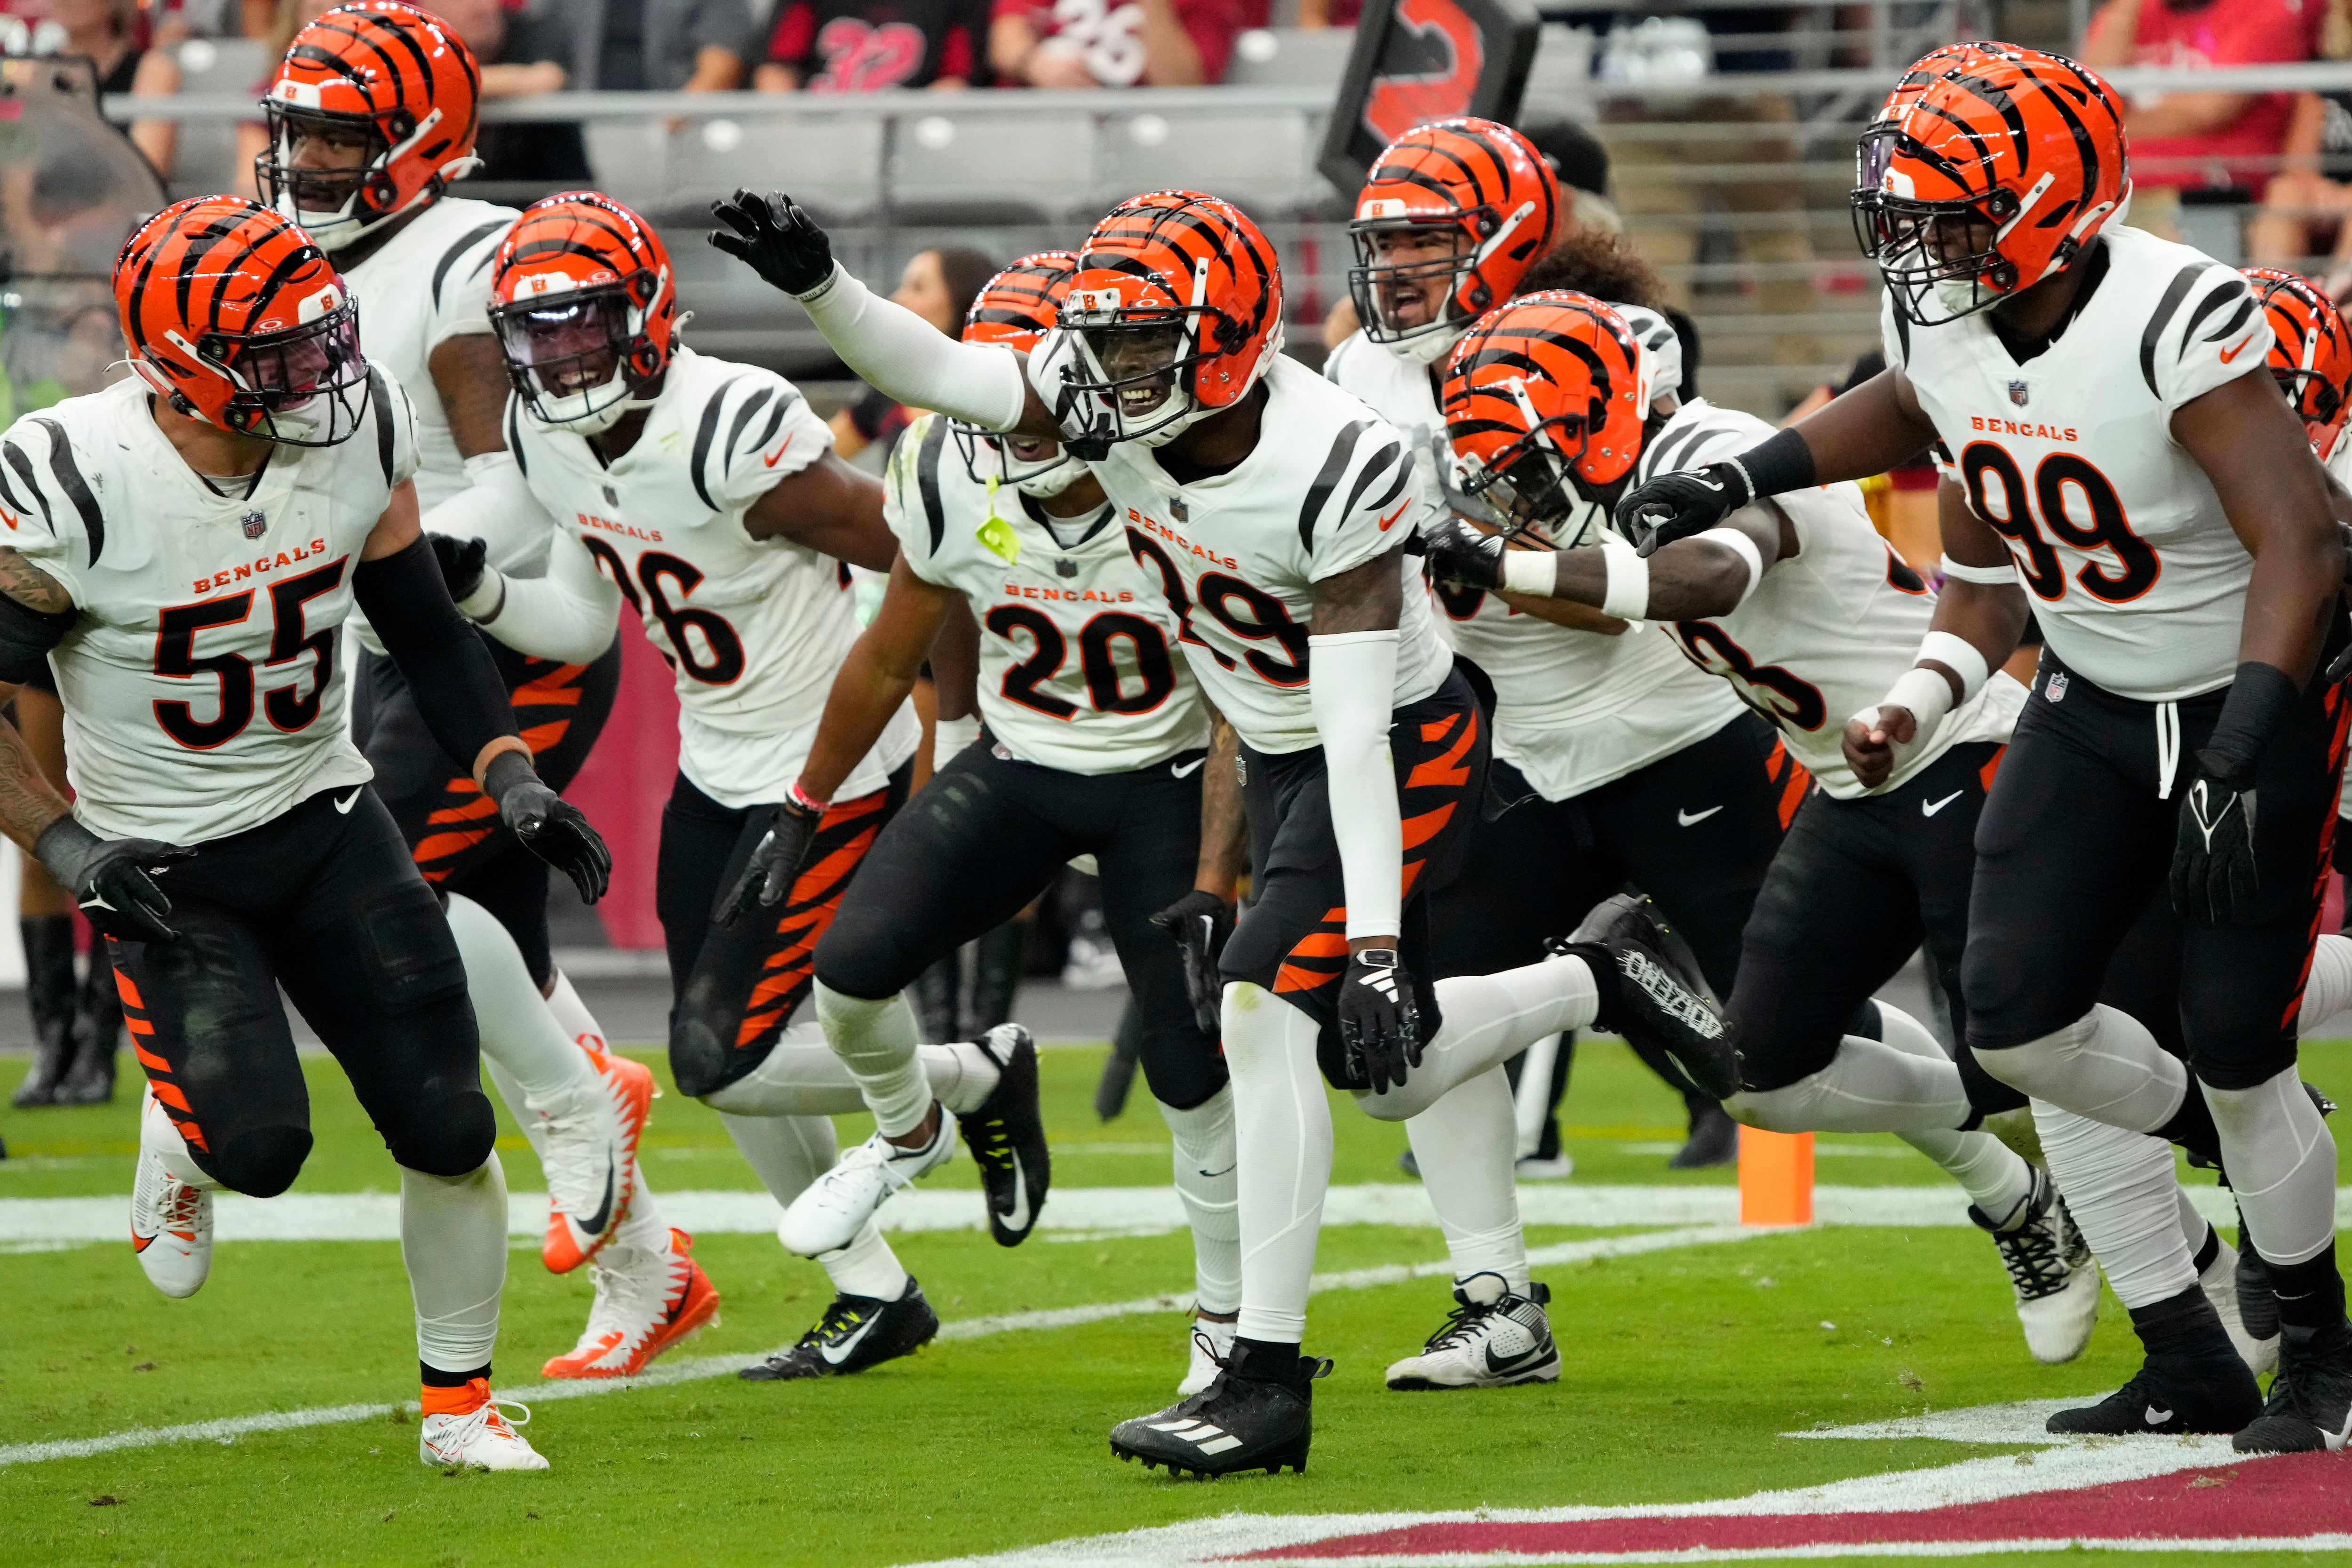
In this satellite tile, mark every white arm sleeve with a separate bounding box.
[1308,630,1404,940]
[419,451,563,576]
[799,263,1030,433]
[467,526,625,666]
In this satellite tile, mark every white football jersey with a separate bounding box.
[1027,347,1453,754]
[1633,399,2023,798]
[0,373,417,842]
[886,413,1208,773]
[1889,226,2269,702]
[510,346,917,808]
[1324,329,1742,800]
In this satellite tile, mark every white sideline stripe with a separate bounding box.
[0,1225,1758,1470]
[1225,1537,2352,1564]
[5,1182,2320,1244]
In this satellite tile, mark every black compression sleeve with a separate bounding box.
[1733,426,1817,502]
[2198,661,2301,783]
[0,591,74,684]
[351,535,519,771]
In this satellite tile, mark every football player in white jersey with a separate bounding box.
[1618,47,2352,1451]
[711,184,1729,1476]
[1330,119,1795,1390]
[705,253,1244,1390]
[448,191,1038,1374]
[42,198,608,1467]
[251,1,708,1377]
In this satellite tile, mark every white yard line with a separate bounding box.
[0,1225,1760,1470]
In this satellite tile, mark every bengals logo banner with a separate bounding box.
[1316,0,1542,196]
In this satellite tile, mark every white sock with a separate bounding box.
[814,982,931,1137]
[1406,1066,1528,1295]
[1902,1126,2035,1223]
[1873,1000,1949,1061]
[2305,934,2352,1031]
[1225,984,1332,1345]
[402,1155,507,1375]
[614,1178,670,1252]
[1976,1004,2187,1135]
[447,893,594,1104]
[1727,1037,1971,1133]
[2205,1067,2338,1267]
[1160,1086,1241,1314]
[2178,1184,2211,1256]
[2032,1100,2194,1308]
[716,1107,908,1299]
[543,968,608,1055]
[701,1031,999,1117]
[1357,955,1599,1122]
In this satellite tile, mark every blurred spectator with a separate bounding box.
[434,0,593,183]
[756,0,989,89]
[505,0,755,93]
[1518,115,1623,235]
[989,0,1242,87]
[833,245,997,463]
[1295,0,1358,27]
[2246,0,2352,283]
[2080,0,2311,230]
[6,1,182,175]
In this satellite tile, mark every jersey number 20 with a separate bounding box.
[152,561,345,749]
[985,605,1176,718]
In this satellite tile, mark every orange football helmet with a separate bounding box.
[2247,267,2352,459]
[257,1,483,252]
[487,193,678,433]
[115,196,368,447]
[1348,117,1562,366]
[1440,290,1649,546]
[1852,46,2129,326]
[958,251,1085,496]
[1057,191,1282,455]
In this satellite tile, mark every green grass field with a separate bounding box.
[6,1038,2352,1568]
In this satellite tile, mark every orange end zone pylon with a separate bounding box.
[1738,1127,1814,1226]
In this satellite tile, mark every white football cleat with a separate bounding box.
[1179,1315,1237,1397]
[1384,1273,1561,1391]
[779,1108,955,1258]
[419,1379,548,1470]
[130,1088,213,1299]
[537,1052,651,1274]
[2201,1231,2278,1378]
[541,1229,722,1379]
[1972,1167,2099,1365]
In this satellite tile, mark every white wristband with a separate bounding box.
[1865,666,1955,746]
[455,566,506,621]
[1916,630,1989,703]
[1500,549,1556,597]
[933,713,981,759]
[1599,532,1650,621]
[1694,526,1765,605]
[1939,557,2017,586]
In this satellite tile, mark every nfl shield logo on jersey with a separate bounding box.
[1170,497,1188,523]
[2008,380,2029,407]
[241,511,267,539]
[2046,671,2069,703]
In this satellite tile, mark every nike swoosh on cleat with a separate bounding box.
[1171,758,1205,779]
[1676,806,1722,827]
[333,788,363,814]
[819,1313,881,1365]
[2144,1405,2173,1425]
[997,1149,1032,1234]
[1484,1341,1543,1374]
[579,1162,616,1237]
[1921,790,1964,817]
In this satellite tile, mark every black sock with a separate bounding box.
[2190,1223,2221,1276]
[1560,943,1622,1033]
[2267,1243,2350,1332]
[2126,1284,2225,1356]
[2155,1086,2223,1166]
[421,1361,490,1388]
[1229,1336,1299,1383]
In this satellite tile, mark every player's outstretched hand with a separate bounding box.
[1613,461,1755,557]
[1149,889,1233,1035]
[1339,947,1422,1095]
[429,532,487,605]
[34,818,193,945]
[1841,704,1917,791]
[708,191,834,297]
[483,751,611,905]
[2171,762,2260,927]
[1422,516,1509,593]
[715,793,823,928]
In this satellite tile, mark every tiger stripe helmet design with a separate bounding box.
[2246,267,2352,460]
[487,193,678,435]
[959,251,1086,495]
[1057,191,1282,456]
[1440,290,1648,547]
[115,196,370,447]
[1349,117,1562,366]
[1852,46,2129,326]
[257,1,483,253]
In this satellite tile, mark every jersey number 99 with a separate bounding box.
[1959,443,2160,605]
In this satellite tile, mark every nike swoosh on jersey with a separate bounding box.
[0,509,18,530]
[1170,757,1206,779]
[1377,499,1409,532]
[1676,805,1723,827]
[997,1149,1032,1234]
[333,788,363,814]
[763,433,796,467]
[1921,790,1964,817]
[820,1312,882,1365]
[2219,334,2257,365]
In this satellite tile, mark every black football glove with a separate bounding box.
[1422,515,1509,593]
[482,750,611,905]
[1148,889,1234,1035]
[716,792,824,927]
[1613,461,1756,557]
[34,817,193,945]
[2170,758,2259,928]
[707,190,836,297]
[429,532,488,605]
[1338,947,1422,1095]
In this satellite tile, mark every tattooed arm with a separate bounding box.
[0,547,76,849]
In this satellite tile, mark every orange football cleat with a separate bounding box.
[540,1049,655,1274]
[541,1229,720,1379]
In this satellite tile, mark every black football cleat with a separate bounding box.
[1669,1099,1740,1169]
[1548,894,1736,1099]
[739,1277,939,1381]
[2235,1320,2352,1453]
[1110,1341,1330,1478]
[961,1024,1049,1246]
[2047,1287,2260,1436]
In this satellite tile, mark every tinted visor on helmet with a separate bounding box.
[489,286,636,424]
[256,103,391,224]
[211,297,369,446]
[1346,219,1476,348]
